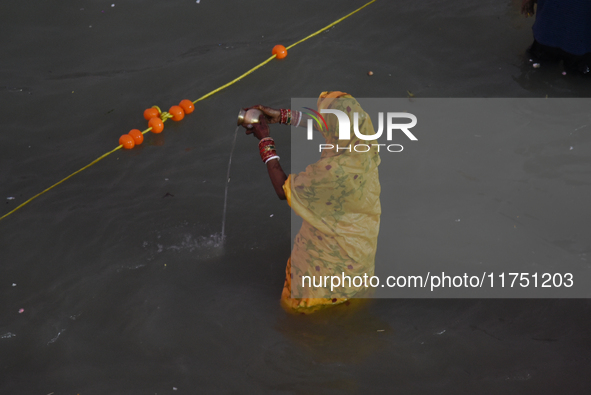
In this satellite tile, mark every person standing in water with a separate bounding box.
[243,92,382,314]
[521,0,591,74]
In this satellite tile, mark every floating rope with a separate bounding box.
[0,0,376,222]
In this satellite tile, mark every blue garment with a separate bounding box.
[533,0,591,56]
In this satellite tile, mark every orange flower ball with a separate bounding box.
[179,99,194,114]
[119,134,135,149]
[143,107,160,120]
[169,105,185,121]
[272,45,287,59]
[128,129,144,145]
[148,117,164,133]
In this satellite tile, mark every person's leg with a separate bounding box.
[572,53,591,74]
[529,39,590,75]
[529,39,562,60]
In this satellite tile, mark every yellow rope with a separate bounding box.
[192,0,377,104]
[0,145,122,221]
[192,55,278,105]
[0,0,376,222]
[286,0,376,50]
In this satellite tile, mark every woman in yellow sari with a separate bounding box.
[244,92,381,314]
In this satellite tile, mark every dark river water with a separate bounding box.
[1,0,590,394]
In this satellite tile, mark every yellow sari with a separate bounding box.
[281,92,381,314]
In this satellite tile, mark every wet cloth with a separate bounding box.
[280,92,381,314]
[532,0,591,56]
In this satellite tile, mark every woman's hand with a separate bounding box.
[244,114,270,140]
[244,105,281,124]
[520,0,536,17]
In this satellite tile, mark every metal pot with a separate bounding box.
[237,108,263,128]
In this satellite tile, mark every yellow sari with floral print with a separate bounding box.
[281,92,381,314]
